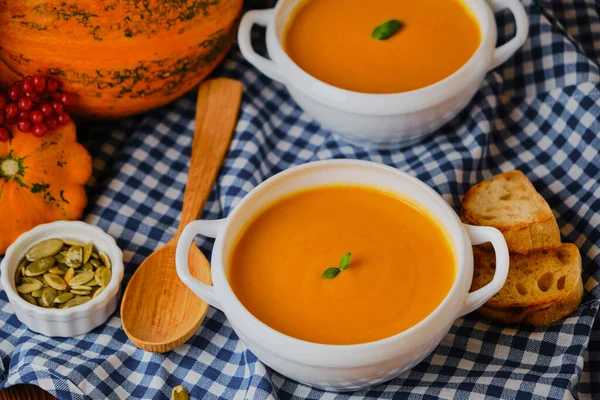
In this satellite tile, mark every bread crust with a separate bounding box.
[477,275,583,327]
[501,216,561,254]
[461,170,560,253]
[471,244,581,309]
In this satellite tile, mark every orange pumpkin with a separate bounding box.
[0,122,92,254]
[0,1,242,118]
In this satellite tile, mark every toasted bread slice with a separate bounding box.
[501,218,562,254]
[461,170,561,253]
[470,244,582,309]
[477,275,583,327]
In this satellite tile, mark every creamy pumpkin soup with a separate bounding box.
[229,186,456,345]
[283,0,481,93]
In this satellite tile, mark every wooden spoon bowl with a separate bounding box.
[120,245,210,350]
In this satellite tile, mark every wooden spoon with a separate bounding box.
[121,78,243,352]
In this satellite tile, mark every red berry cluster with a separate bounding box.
[0,74,73,142]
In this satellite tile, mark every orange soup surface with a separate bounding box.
[228,186,456,345]
[283,0,481,93]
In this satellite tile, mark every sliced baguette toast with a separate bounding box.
[461,170,561,253]
[470,244,583,327]
[477,276,583,327]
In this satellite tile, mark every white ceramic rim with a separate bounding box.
[213,160,470,351]
[1,221,124,320]
[265,0,497,114]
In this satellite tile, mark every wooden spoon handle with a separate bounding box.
[174,78,243,240]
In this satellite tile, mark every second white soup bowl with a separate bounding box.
[175,160,509,391]
[238,0,528,147]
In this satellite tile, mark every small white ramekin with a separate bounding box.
[238,0,528,147]
[0,221,124,337]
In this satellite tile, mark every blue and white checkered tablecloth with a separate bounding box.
[1,0,599,399]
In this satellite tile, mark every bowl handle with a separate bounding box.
[488,0,529,70]
[238,9,285,83]
[458,224,510,317]
[175,219,226,310]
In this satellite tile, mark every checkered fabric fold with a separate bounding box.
[1,0,599,399]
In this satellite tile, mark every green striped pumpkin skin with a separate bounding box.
[0,0,242,118]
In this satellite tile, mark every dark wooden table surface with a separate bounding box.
[0,385,56,400]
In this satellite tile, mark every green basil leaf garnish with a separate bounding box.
[372,19,403,40]
[339,252,352,271]
[322,267,341,279]
[322,252,353,279]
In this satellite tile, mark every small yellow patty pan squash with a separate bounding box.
[0,122,92,254]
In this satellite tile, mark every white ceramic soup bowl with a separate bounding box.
[176,160,509,391]
[238,0,528,147]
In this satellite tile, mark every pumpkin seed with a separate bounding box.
[64,296,91,308]
[16,281,43,294]
[69,271,94,287]
[24,256,55,276]
[64,267,75,284]
[44,273,68,291]
[54,292,75,304]
[70,289,92,296]
[99,251,111,269]
[41,287,58,307]
[15,259,27,285]
[172,386,190,400]
[83,241,93,264]
[65,246,83,268]
[31,289,44,298]
[22,293,37,305]
[25,239,64,261]
[70,285,92,291]
[95,267,112,287]
[90,259,103,268]
[29,276,46,287]
[86,278,99,287]
[82,262,94,271]
[93,286,105,299]
[63,239,85,247]
[54,253,66,264]
[49,267,66,275]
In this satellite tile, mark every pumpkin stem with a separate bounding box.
[1,159,19,177]
[0,150,28,187]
